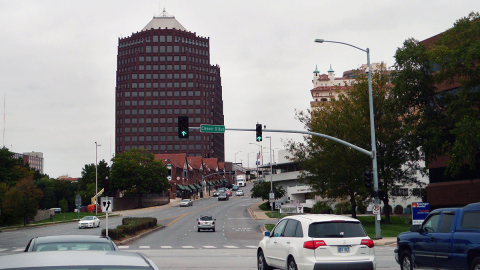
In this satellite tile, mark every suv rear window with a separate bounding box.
[200,216,213,221]
[308,221,367,238]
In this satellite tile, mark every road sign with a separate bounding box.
[275,201,281,210]
[372,204,380,214]
[75,194,82,207]
[101,197,113,213]
[200,124,225,133]
[412,202,429,225]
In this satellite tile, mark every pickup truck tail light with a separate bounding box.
[303,240,326,249]
[361,239,375,248]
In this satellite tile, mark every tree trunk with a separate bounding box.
[382,196,391,224]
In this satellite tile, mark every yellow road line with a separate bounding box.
[166,203,221,226]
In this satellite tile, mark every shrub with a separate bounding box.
[334,202,351,214]
[102,217,157,240]
[382,205,393,214]
[356,202,367,214]
[311,201,333,214]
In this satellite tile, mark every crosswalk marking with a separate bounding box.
[118,246,129,249]
[245,246,257,249]
[203,246,217,249]
[224,246,238,248]
[182,246,194,248]
[139,246,150,249]
[13,248,25,252]
[161,246,173,248]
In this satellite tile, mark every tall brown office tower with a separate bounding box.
[115,10,225,161]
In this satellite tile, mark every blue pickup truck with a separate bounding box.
[395,202,480,270]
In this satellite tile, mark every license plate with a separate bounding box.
[338,246,350,253]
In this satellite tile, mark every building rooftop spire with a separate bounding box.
[142,8,186,31]
[328,64,334,73]
[313,65,320,74]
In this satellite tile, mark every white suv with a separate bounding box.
[257,214,375,270]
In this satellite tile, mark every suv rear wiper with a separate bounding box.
[324,234,344,237]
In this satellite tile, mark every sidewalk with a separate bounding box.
[247,200,397,246]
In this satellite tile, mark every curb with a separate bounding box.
[115,225,165,245]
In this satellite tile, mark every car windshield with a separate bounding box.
[308,221,367,238]
[200,216,213,221]
[33,243,114,251]
[181,199,189,202]
[82,217,93,220]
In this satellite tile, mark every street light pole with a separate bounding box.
[95,142,101,216]
[266,136,273,217]
[249,142,262,179]
[315,39,381,239]
[235,151,242,164]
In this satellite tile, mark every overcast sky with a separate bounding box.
[0,1,476,178]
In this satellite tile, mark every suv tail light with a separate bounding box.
[361,239,374,248]
[198,221,200,225]
[212,221,215,225]
[303,240,326,249]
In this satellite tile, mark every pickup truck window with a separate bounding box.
[462,211,480,229]
[439,213,454,233]
[422,213,440,233]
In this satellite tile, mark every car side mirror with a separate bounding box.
[410,225,420,232]
[263,231,270,237]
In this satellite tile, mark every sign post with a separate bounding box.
[75,194,82,221]
[101,197,113,237]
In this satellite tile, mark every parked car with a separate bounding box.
[236,190,244,196]
[25,235,118,252]
[232,185,239,191]
[0,250,159,270]
[78,216,100,229]
[212,190,221,197]
[225,190,232,197]
[218,193,229,201]
[395,202,480,270]
[197,215,216,232]
[258,214,375,270]
[180,199,193,207]
[50,208,61,214]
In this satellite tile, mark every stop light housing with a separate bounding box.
[256,124,262,142]
[178,116,189,138]
[104,177,110,196]
[364,170,372,190]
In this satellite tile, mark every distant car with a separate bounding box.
[0,250,159,270]
[197,215,216,232]
[24,235,118,252]
[257,214,375,270]
[225,190,232,197]
[218,193,229,201]
[218,187,226,193]
[180,199,193,207]
[212,190,220,197]
[232,185,239,191]
[236,190,244,196]
[78,216,100,229]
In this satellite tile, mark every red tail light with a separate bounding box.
[198,221,200,225]
[361,239,374,248]
[212,221,215,225]
[303,240,326,249]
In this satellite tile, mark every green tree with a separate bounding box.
[289,67,423,221]
[78,160,110,194]
[250,181,286,203]
[4,177,43,226]
[391,12,480,179]
[59,199,68,213]
[110,148,169,208]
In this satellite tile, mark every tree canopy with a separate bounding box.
[250,180,286,203]
[110,148,169,207]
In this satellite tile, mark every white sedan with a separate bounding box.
[180,199,193,207]
[78,216,100,229]
[236,190,244,196]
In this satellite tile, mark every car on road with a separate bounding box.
[226,190,233,197]
[257,214,375,270]
[236,190,244,196]
[213,190,221,197]
[78,216,100,229]
[24,235,118,252]
[180,199,193,207]
[218,192,229,201]
[0,250,160,270]
[232,185,239,191]
[197,215,216,232]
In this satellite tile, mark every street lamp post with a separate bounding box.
[250,143,262,179]
[315,39,381,239]
[235,151,242,164]
[266,136,273,217]
[95,142,101,216]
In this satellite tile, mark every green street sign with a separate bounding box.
[200,124,225,133]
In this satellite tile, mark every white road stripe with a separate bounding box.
[118,246,129,249]
[224,246,238,249]
[203,246,217,249]
[161,246,173,249]
[182,246,195,248]
[139,246,150,249]
[14,248,24,252]
[245,246,258,248]
[0,249,7,252]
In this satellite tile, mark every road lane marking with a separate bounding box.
[118,246,129,249]
[224,246,238,248]
[166,203,221,226]
[14,248,24,252]
[203,246,217,249]
[245,246,257,248]
[139,246,150,249]
[182,246,194,248]
[161,246,173,248]
[0,249,7,252]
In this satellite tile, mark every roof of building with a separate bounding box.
[187,156,203,171]
[203,158,218,172]
[142,9,186,31]
[154,153,187,169]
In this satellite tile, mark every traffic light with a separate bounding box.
[178,116,189,138]
[364,170,372,190]
[256,124,262,142]
[104,177,110,197]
